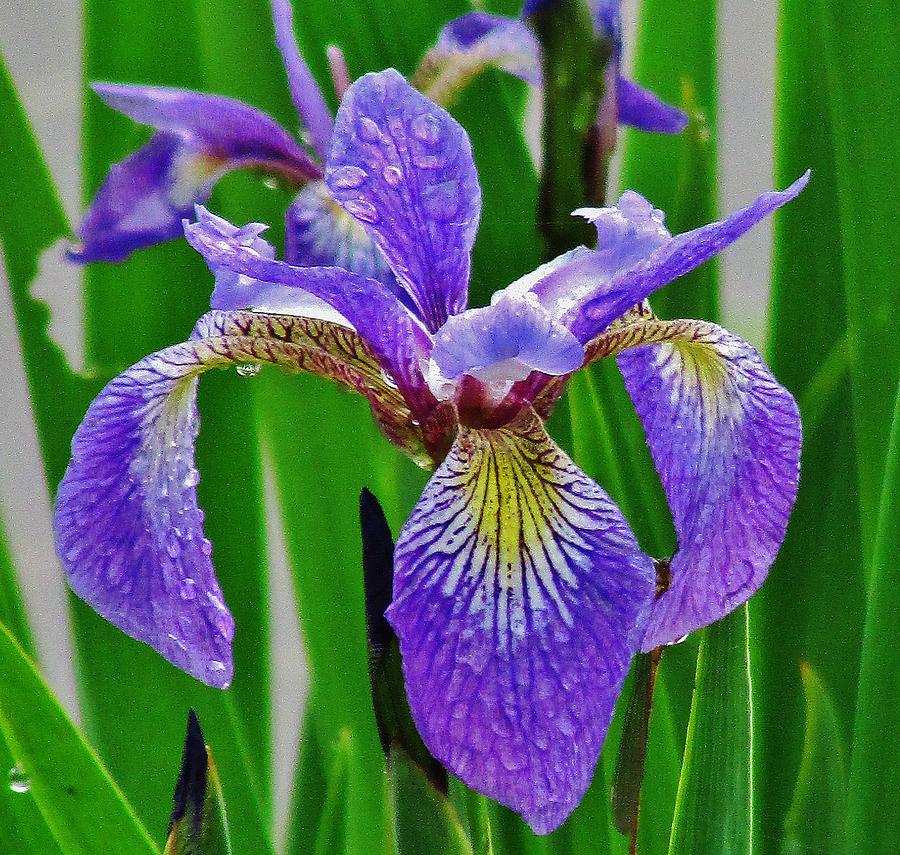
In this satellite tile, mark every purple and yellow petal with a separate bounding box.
[387,409,655,833]
[613,321,801,648]
[326,69,481,331]
[54,307,432,684]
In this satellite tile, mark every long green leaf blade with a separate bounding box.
[667,608,753,855]
[845,380,900,853]
[0,622,158,855]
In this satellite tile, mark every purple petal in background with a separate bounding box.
[326,69,481,331]
[93,83,321,180]
[387,410,655,833]
[616,77,689,134]
[615,322,801,649]
[269,0,334,161]
[431,12,542,86]
[69,133,222,263]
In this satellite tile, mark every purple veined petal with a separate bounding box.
[54,308,430,685]
[428,293,584,405]
[284,180,400,295]
[387,408,656,834]
[269,0,334,161]
[616,77,689,134]
[69,133,224,263]
[326,69,481,332]
[184,208,436,417]
[93,82,322,182]
[426,12,542,89]
[532,173,810,344]
[609,320,802,649]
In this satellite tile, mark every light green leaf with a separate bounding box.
[667,607,753,855]
[845,380,900,853]
[781,664,846,855]
[0,513,35,659]
[0,622,158,855]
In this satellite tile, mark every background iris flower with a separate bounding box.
[55,68,806,832]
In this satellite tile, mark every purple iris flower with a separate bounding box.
[55,69,806,833]
[67,0,395,288]
[421,0,688,134]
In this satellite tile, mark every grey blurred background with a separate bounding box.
[0,0,776,838]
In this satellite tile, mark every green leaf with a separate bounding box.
[667,607,753,855]
[817,0,900,545]
[69,4,274,849]
[0,512,35,659]
[165,711,233,855]
[781,664,846,855]
[845,380,900,853]
[0,622,158,855]
[752,0,864,842]
[389,746,473,855]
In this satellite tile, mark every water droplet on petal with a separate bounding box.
[236,363,261,377]
[382,165,403,187]
[330,165,369,189]
[411,113,441,145]
[179,578,197,600]
[344,199,380,224]
[182,468,200,488]
[262,176,279,190]
[208,660,226,674]
[200,538,213,556]
[356,116,382,143]
[380,369,398,389]
[8,766,30,794]
[666,634,689,647]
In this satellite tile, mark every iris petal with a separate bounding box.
[326,69,481,331]
[54,308,428,685]
[610,319,801,648]
[616,78,689,134]
[387,408,655,834]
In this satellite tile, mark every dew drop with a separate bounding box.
[410,418,420,427]
[356,116,382,143]
[182,468,200,488]
[208,660,226,673]
[344,199,380,224]
[236,363,261,378]
[262,176,279,190]
[666,634,689,647]
[200,538,213,557]
[411,113,441,145]
[382,165,403,187]
[330,165,369,190]
[179,578,197,600]
[380,369,398,389]
[8,765,30,794]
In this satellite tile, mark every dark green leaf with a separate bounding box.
[845,380,900,853]
[165,711,233,855]
[389,745,472,855]
[0,622,158,854]
[667,608,753,855]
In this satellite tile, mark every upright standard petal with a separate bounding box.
[387,409,656,833]
[55,308,429,686]
[184,212,436,419]
[603,318,802,648]
[533,174,810,343]
[326,69,481,331]
[269,0,334,161]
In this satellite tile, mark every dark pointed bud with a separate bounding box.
[359,486,396,673]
